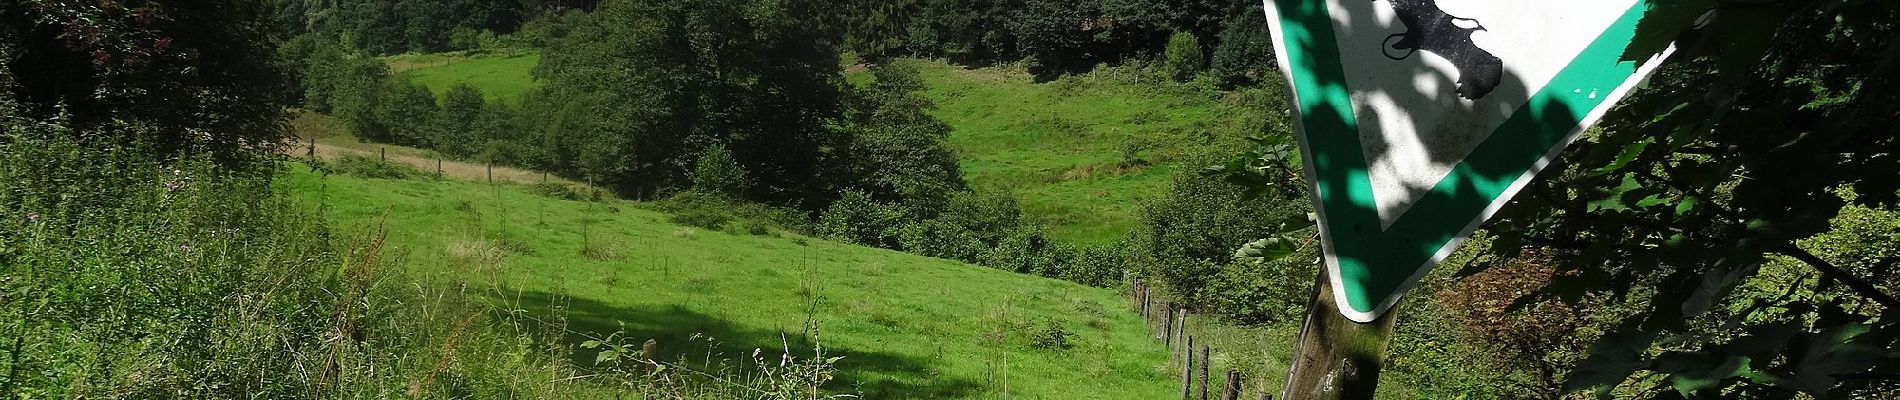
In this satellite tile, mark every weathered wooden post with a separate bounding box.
[1162,304,1174,345]
[1176,309,1189,352]
[1222,369,1242,400]
[1181,335,1195,400]
[1199,345,1211,400]
[436,159,443,176]
[486,163,493,183]
[380,147,386,162]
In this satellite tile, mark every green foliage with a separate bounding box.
[1201,241,1312,325]
[0,0,293,170]
[1450,1,1900,396]
[1007,0,1099,77]
[530,0,843,204]
[1030,319,1073,350]
[861,0,1247,79]
[0,122,581,397]
[345,79,438,147]
[269,0,549,55]
[656,191,812,235]
[690,144,750,199]
[980,227,1075,277]
[816,191,909,249]
[841,61,968,213]
[528,181,596,201]
[895,219,988,263]
[432,83,500,158]
[1163,31,1204,82]
[1134,153,1309,307]
[1208,2,1274,88]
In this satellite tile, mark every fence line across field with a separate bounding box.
[1129,276,1261,400]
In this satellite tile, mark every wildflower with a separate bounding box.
[179,243,192,253]
[164,180,180,191]
[26,213,39,222]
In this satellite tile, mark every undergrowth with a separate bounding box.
[0,122,856,399]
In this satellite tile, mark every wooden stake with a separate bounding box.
[1222,369,1241,400]
[1199,345,1210,400]
[1279,268,1399,400]
[1181,335,1194,400]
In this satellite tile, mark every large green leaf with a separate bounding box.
[1775,323,1881,394]
[1655,351,1749,396]
[1565,328,1658,397]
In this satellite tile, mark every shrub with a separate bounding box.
[530,181,590,201]
[656,191,810,234]
[1163,31,1204,82]
[740,219,774,236]
[939,189,1024,245]
[1061,243,1125,287]
[690,144,749,198]
[895,219,988,263]
[672,210,733,230]
[979,227,1072,277]
[815,191,908,249]
[1132,152,1309,307]
[1030,319,1072,350]
[1204,247,1315,325]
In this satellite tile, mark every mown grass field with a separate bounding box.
[280,168,1179,399]
[396,55,1267,243]
[394,51,541,104]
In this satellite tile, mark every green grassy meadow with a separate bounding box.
[281,168,1178,399]
[396,56,1266,243]
[903,61,1266,243]
[396,51,541,104]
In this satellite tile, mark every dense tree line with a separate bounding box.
[264,0,559,55]
[843,0,1276,85]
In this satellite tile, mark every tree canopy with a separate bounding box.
[1,0,293,168]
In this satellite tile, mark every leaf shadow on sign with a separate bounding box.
[1279,1,1581,309]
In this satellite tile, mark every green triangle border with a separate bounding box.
[1263,0,1673,322]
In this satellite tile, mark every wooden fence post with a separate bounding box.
[1177,310,1189,352]
[1181,335,1195,400]
[380,147,386,162]
[1163,304,1174,345]
[1223,369,1242,400]
[436,159,442,176]
[1199,345,1211,400]
[486,163,493,183]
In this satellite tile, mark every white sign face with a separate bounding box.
[1264,0,1674,322]
[1330,0,1641,227]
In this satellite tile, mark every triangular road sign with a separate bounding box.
[1264,0,1674,322]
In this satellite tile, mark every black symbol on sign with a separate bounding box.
[1382,0,1503,100]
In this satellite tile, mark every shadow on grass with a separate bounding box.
[506,290,982,399]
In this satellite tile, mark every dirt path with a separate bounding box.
[293,142,579,186]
